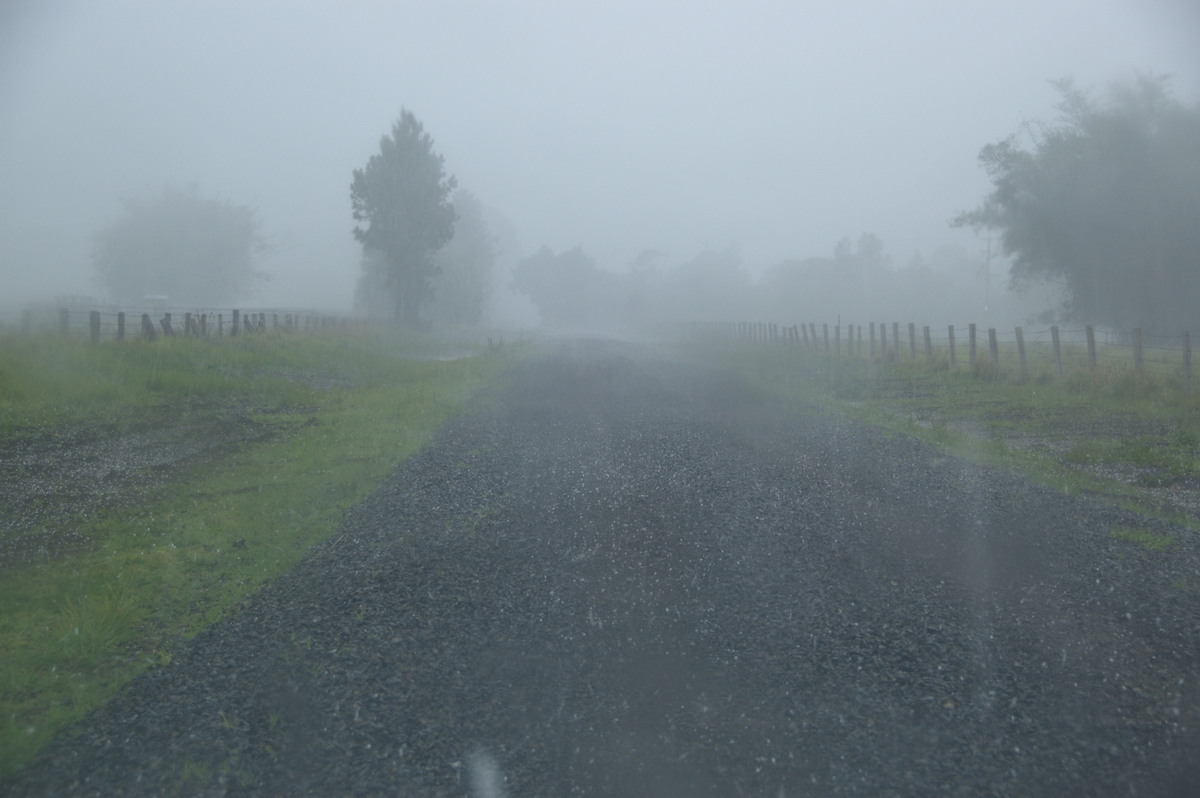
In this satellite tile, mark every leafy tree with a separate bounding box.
[427,189,496,326]
[355,189,496,325]
[92,183,265,305]
[351,109,457,326]
[954,75,1200,333]
[512,245,619,327]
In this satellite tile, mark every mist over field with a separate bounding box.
[2,0,1198,328]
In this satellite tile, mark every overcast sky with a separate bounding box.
[2,0,1198,312]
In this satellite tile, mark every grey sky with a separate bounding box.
[2,0,1198,311]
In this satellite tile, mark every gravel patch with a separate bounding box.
[5,338,1198,796]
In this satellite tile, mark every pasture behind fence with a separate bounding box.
[695,320,1197,396]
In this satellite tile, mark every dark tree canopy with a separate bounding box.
[92,183,265,305]
[351,109,457,326]
[954,75,1200,333]
[357,188,495,325]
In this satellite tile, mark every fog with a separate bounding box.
[2,0,1198,325]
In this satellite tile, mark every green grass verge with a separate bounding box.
[1110,525,1174,552]
[0,328,518,779]
[684,339,1200,527]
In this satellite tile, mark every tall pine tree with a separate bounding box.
[351,110,457,326]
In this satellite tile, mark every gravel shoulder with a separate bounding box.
[4,338,1198,796]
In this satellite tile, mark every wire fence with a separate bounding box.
[5,304,360,342]
[692,320,1197,396]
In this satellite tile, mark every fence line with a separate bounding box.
[694,320,1198,396]
[11,306,361,342]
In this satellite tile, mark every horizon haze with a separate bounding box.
[2,0,1198,323]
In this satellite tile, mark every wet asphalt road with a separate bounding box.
[6,338,1199,796]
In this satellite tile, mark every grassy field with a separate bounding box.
[689,338,1200,531]
[0,327,517,778]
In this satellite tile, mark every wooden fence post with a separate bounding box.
[948,325,956,367]
[923,326,932,360]
[1051,326,1063,378]
[834,324,841,355]
[892,323,901,359]
[880,322,889,360]
[988,328,999,363]
[968,323,977,366]
[116,311,125,342]
[160,313,176,337]
[908,323,916,359]
[89,311,101,343]
[1133,328,1144,373]
[59,308,69,336]
[184,312,194,336]
[232,309,240,336]
[1086,325,1097,367]
[1185,331,1193,397]
[141,313,157,341]
[869,322,876,358]
[1015,327,1027,379]
[808,323,817,349]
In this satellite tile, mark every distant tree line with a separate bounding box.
[87,75,1197,333]
[509,75,1198,334]
[507,236,1019,333]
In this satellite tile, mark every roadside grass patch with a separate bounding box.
[0,327,518,779]
[1110,526,1174,552]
